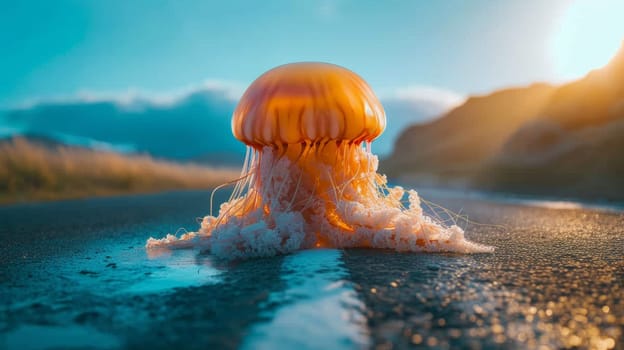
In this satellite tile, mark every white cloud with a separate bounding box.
[384,85,466,113]
[10,79,246,111]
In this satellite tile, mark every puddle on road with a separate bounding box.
[124,251,222,294]
[2,324,120,350]
[2,247,224,349]
[242,249,370,350]
[55,241,225,296]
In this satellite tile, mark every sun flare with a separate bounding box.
[552,0,624,80]
[551,0,624,80]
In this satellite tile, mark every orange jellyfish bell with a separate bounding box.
[232,62,386,148]
[147,62,494,259]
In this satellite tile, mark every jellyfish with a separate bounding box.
[147,62,494,259]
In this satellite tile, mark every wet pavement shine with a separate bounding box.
[1,190,622,349]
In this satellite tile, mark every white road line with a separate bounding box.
[242,249,370,350]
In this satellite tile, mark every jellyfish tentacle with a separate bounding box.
[287,168,305,211]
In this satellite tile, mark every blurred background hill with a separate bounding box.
[1,87,244,165]
[383,43,624,201]
[0,89,451,164]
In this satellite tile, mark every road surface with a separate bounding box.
[1,190,622,349]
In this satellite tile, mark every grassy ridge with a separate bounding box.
[0,138,240,203]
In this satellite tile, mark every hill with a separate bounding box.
[2,88,246,162]
[383,43,624,201]
[0,137,239,203]
[0,85,459,162]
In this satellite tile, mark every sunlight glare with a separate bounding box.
[551,0,624,80]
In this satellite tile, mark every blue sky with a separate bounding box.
[1,0,618,108]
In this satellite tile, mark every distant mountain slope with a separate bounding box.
[3,88,245,162]
[383,44,624,201]
[383,83,557,176]
[476,118,624,199]
[541,45,624,130]
[375,92,463,156]
[1,86,456,162]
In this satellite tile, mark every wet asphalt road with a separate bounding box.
[0,190,623,349]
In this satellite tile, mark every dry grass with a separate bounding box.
[0,137,241,203]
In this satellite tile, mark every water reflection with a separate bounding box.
[242,249,370,349]
[125,249,222,294]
